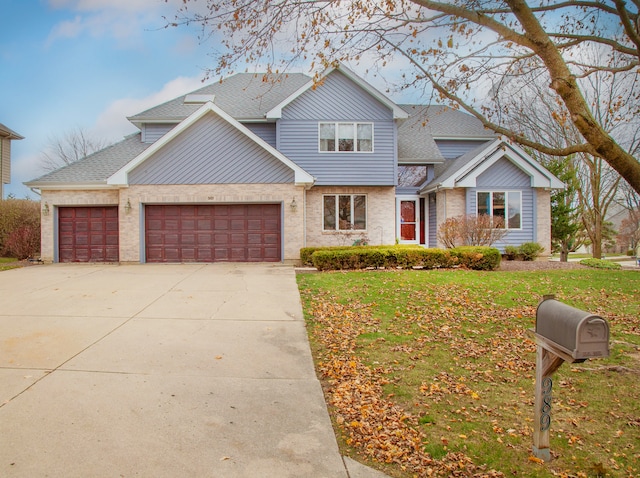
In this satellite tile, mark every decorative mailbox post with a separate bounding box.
[528,295,610,462]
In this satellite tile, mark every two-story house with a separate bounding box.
[26,64,563,263]
[1,123,24,198]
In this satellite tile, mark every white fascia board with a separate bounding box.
[109,102,314,186]
[266,63,409,120]
[499,139,565,189]
[432,135,496,141]
[24,182,117,191]
[435,139,502,189]
[455,138,564,189]
[265,79,314,119]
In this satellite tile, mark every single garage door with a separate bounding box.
[58,206,119,262]
[145,204,281,263]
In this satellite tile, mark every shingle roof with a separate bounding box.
[400,105,495,138]
[25,134,151,186]
[128,73,312,123]
[420,142,491,191]
[27,73,501,188]
[397,105,494,164]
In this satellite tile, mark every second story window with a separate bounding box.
[319,122,373,152]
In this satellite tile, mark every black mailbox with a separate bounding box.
[536,297,609,360]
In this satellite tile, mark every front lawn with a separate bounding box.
[0,257,20,272]
[297,269,640,477]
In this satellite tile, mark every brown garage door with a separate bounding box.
[145,204,281,263]
[59,207,119,262]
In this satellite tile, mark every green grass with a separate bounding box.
[298,269,640,477]
[0,257,20,271]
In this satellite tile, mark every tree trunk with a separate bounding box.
[504,0,640,195]
[559,247,569,262]
[592,217,602,259]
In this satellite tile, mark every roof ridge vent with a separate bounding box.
[183,94,215,104]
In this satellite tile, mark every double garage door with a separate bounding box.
[58,204,281,263]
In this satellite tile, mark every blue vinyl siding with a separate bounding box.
[436,139,490,159]
[279,120,395,185]
[142,124,176,143]
[428,193,437,247]
[476,157,531,188]
[282,70,394,121]
[244,123,277,148]
[278,70,396,185]
[129,112,293,185]
[466,158,535,248]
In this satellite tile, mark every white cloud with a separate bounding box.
[90,75,205,141]
[45,0,178,46]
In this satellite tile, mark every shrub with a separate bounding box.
[300,246,363,266]
[304,245,499,271]
[519,242,544,261]
[0,199,41,259]
[504,245,519,261]
[311,247,389,271]
[437,214,509,247]
[450,246,502,271]
[579,258,622,270]
[503,243,545,261]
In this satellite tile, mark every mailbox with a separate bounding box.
[536,297,609,360]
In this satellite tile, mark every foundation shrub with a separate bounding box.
[450,246,501,271]
[519,242,544,261]
[304,245,498,271]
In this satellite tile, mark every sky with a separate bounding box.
[0,0,426,200]
[1,0,221,198]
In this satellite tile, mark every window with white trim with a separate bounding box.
[477,191,522,229]
[319,122,373,152]
[323,195,367,230]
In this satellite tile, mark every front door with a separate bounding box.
[400,200,417,242]
[396,197,427,245]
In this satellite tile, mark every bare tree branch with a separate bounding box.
[166,0,640,193]
[40,127,109,173]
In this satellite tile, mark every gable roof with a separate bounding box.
[397,105,495,164]
[0,123,24,140]
[128,73,311,126]
[420,137,565,193]
[110,101,315,186]
[265,64,409,120]
[25,134,151,189]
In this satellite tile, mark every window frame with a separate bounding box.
[322,194,368,231]
[318,122,374,153]
[476,190,522,230]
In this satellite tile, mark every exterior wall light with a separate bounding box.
[290,197,298,212]
[125,199,132,214]
[42,202,50,216]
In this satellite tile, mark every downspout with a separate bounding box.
[303,189,307,248]
[435,183,444,220]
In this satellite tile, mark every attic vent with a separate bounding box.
[183,94,215,104]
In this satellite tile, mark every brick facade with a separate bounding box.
[40,184,305,263]
[40,189,119,262]
[305,186,396,247]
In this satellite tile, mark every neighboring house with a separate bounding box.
[26,64,563,263]
[0,123,24,198]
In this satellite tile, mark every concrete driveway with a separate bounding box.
[0,263,377,477]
